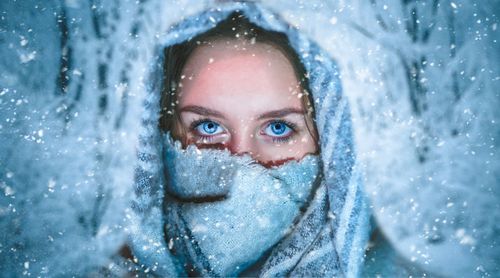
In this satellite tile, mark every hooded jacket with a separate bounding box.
[129,2,371,277]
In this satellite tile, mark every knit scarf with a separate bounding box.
[129,2,370,277]
[162,134,334,276]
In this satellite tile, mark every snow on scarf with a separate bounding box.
[129,2,371,277]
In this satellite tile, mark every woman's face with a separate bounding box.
[175,40,317,166]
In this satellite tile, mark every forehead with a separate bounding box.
[182,39,292,77]
[178,40,303,114]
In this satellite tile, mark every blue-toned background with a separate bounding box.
[1,0,499,276]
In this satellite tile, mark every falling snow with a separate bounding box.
[0,0,499,277]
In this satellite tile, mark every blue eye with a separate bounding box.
[264,121,294,137]
[195,120,223,135]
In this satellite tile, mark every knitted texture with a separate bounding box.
[129,2,371,277]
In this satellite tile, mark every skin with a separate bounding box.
[175,39,317,166]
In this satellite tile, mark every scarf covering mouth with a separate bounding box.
[129,2,371,277]
[162,133,325,276]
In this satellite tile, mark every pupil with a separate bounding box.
[272,123,285,134]
[204,122,216,133]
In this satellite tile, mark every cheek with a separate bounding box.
[254,134,318,165]
[297,132,318,153]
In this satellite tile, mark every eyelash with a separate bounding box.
[188,118,298,143]
[189,118,224,142]
[265,120,297,143]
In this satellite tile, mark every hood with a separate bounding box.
[129,2,370,277]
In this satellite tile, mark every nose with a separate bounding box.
[227,131,256,158]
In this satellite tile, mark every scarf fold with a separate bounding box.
[260,184,341,277]
[129,2,371,277]
[162,133,324,277]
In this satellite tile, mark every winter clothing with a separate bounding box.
[130,2,370,277]
[162,134,322,276]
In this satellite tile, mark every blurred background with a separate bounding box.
[1,0,499,276]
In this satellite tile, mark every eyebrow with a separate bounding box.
[180,105,226,119]
[257,108,305,120]
[179,105,305,120]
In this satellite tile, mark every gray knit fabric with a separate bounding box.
[129,2,371,277]
[162,133,324,277]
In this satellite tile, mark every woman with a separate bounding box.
[130,2,370,277]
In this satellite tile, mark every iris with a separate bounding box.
[271,122,285,134]
[195,120,221,135]
[265,121,293,137]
